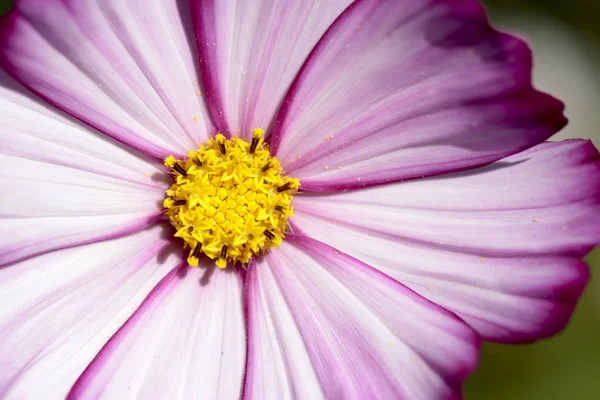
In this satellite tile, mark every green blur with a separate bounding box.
[0,0,12,16]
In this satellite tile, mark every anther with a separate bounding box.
[276,182,292,192]
[274,205,284,212]
[220,244,228,259]
[249,137,260,155]
[173,199,187,206]
[193,157,202,167]
[218,141,227,155]
[172,163,187,176]
[191,243,202,259]
[264,230,275,240]
[261,162,271,172]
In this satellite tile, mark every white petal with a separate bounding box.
[0,0,214,158]
[245,238,479,399]
[191,0,352,138]
[0,71,166,265]
[0,224,181,399]
[270,0,565,190]
[291,141,598,342]
[70,263,246,400]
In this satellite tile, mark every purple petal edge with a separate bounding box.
[189,0,231,138]
[0,213,165,268]
[66,262,187,399]
[0,10,181,160]
[269,0,567,192]
[288,233,481,386]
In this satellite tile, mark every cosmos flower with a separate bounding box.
[0,0,598,399]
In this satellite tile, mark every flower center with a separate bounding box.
[163,129,300,268]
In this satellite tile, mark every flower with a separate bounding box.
[0,0,598,398]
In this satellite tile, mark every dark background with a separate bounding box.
[1,0,598,398]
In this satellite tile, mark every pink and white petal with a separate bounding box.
[0,70,164,181]
[191,0,352,138]
[291,140,599,342]
[244,237,479,399]
[0,224,182,399]
[0,0,214,159]
[0,72,168,266]
[271,0,566,191]
[294,141,600,256]
[69,262,246,400]
[292,215,588,343]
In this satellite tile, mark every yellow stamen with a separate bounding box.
[163,130,299,268]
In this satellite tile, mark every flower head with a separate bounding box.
[0,0,598,399]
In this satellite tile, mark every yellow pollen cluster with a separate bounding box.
[163,129,299,268]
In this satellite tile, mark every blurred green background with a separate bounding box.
[0,0,598,398]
